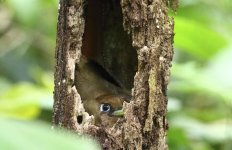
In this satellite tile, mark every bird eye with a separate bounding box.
[100,104,111,113]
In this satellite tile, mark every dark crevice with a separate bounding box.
[81,0,137,89]
[77,115,83,124]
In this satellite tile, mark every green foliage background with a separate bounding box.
[0,0,231,149]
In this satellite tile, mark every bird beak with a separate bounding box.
[112,109,124,117]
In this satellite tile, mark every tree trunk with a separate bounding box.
[53,0,176,149]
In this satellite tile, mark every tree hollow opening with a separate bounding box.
[81,0,137,89]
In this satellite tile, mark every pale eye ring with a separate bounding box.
[100,104,111,113]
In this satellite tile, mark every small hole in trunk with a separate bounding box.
[77,115,83,124]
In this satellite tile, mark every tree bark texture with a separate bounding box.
[53,0,86,130]
[53,0,175,149]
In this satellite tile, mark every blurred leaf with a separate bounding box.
[6,0,40,26]
[168,97,182,112]
[184,106,228,123]
[0,119,100,150]
[167,127,191,150]
[174,17,228,60]
[0,82,52,120]
[176,2,212,25]
[0,78,11,95]
[170,116,232,143]
[170,55,232,103]
[29,66,54,91]
[169,62,202,93]
[203,46,232,99]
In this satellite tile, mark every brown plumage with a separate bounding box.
[75,56,130,127]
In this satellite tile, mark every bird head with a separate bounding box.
[83,94,128,127]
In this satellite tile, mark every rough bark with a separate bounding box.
[53,0,175,149]
[53,0,88,130]
[121,0,174,149]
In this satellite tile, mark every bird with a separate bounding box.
[75,56,131,127]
